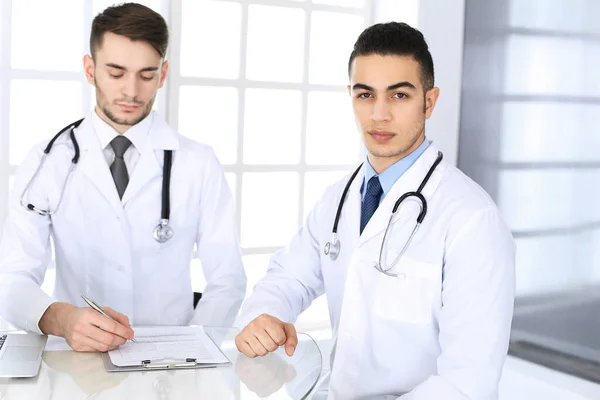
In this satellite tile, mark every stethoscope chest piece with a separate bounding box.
[153,219,174,243]
[324,234,341,260]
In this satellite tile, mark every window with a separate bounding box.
[1,0,168,207]
[0,0,372,331]
[459,0,600,370]
[174,0,371,331]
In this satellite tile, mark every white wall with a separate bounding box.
[372,0,465,167]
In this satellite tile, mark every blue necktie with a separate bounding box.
[360,176,383,234]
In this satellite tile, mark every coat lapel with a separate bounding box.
[121,114,179,206]
[337,165,365,258]
[75,117,124,218]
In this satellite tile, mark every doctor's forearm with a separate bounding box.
[237,279,307,327]
[0,271,55,333]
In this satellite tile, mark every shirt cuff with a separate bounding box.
[29,297,56,335]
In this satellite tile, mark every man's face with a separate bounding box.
[348,55,439,170]
[84,32,168,130]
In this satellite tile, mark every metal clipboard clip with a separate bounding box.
[141,358,199,369]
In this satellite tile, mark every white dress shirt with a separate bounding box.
[91,110,153,175]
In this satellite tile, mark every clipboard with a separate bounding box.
[101,352,231,372]
[100,326,232,372]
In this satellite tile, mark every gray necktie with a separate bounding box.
[110,136,132,199]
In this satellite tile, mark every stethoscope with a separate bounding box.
[324,151,443,277]
[20,118,175,243]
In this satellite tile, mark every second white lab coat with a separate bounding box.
[237,144,515,399]
[0,111,246,341]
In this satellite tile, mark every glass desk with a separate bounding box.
[0,327,323,400]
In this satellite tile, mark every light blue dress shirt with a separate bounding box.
[361,139,431,203]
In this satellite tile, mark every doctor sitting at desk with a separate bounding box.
[235,22,516,400]
[0,3,246,352]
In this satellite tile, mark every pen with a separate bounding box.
[81,295,137,343]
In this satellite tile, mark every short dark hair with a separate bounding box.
[90,2,169,59]
[348,22,434,91]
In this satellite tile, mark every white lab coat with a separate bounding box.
[0,111,246,340]
[237,144,516,399]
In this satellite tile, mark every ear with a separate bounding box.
[424,87,440,119]
[159,59,169,88]
[83,55,95,85]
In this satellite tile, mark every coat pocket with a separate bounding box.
[373,257,440,325]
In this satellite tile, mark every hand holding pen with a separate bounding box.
[38,298,137,352]
[81,295,137,344]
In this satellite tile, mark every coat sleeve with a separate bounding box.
[0,145,55,334]
[234,183,332,328]
[398,206,516,400]
[190,148,247,328]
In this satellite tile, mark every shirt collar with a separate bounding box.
[362,138,431,198]
[91,109,154,152]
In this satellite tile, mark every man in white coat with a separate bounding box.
[235,22,515,399]
[0,3,246,352]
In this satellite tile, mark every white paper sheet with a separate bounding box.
[108,326,230,367]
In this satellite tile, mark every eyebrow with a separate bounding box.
[105,63,159,72]
[352,81,417,92]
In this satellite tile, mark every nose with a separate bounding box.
[121,74,139,100]
[370,98,391,122]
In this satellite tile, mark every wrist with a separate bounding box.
[39,302,74,336]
